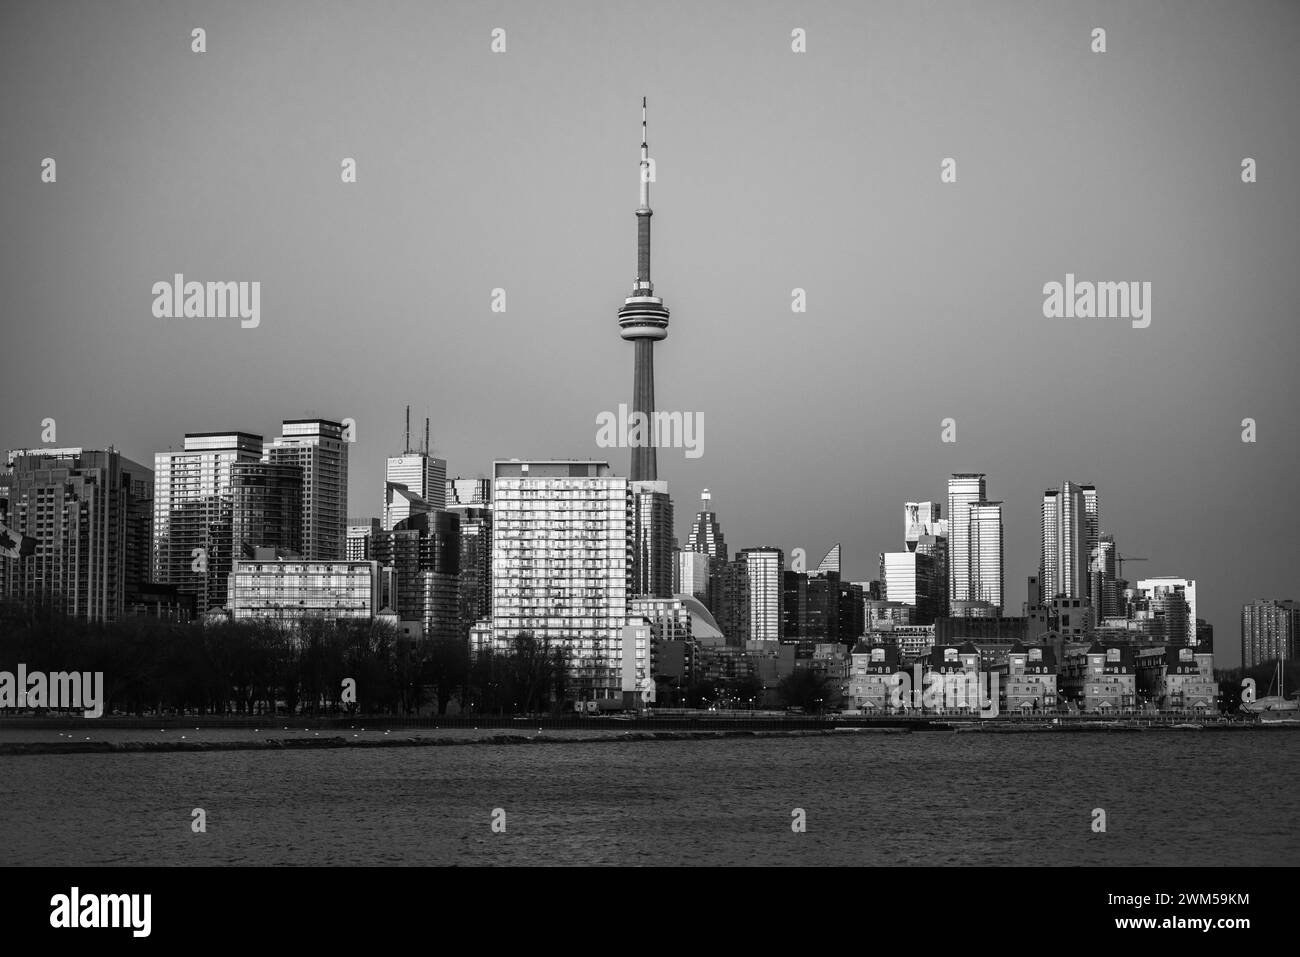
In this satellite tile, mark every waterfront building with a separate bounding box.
[996,643,1058,713]
[1133,644,1217,712]
[1059,642,1137,712]
[848,644,901,712]
[1241,599,1300,668]
[229,556,383,622]
[490,459,630,700]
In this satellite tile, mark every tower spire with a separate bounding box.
[639,97,649,211]
[618,97,670,483]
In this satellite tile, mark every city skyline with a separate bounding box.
[3,1,1298,667]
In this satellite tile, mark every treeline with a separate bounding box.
[0,602,837,715]
[0,602,573,717]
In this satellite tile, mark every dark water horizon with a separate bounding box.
[2,733,1294,866]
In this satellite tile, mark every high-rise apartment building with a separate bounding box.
[1041,482,1095,601]
[1082,485,1100,577]
[448,505,492,639]
[739,547,783,646]
[968,501,1004,613]
[1089,533,1120,619]
[1134,577,1198,645]
[154,432,262,612]
[231,461,303,556]
[631,480,674,598]
[947,474,986,604]
[714,556,750,646]
[1241,599,1300,668]
[264,419,348,560]
[490,460,631,699]
[5,448,153,621]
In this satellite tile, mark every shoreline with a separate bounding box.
[2,720,1296,756]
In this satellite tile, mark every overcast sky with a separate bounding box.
[3,0,1297,665]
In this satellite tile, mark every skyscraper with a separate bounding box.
[370,510,461,641]
[1090,533,1120,619]
[264,419,349,560]
[677,550,711,607]
[382,408,445,531]
[617,98,670,483]
[490,460,630,699]
[446,477,490,507]
[1241,599,1300,668]
[686,489,727,560]
[879,551,937,624]
[154,432,262,612]
[905,502,949,616]
[1135,577,1198,645]
[448,505,491,638]
[815,543,841,576]
[947,473,986,604]
[1041,482,1094,601]
[969,501,1004,613]
[739,547,783,646]
[5,448,153,621]
[1082,485,1100,578]
[384,455,446,530]
[231,461,303,556]
[346,517,380,561]
[446,476,492,637]
[904,502,945,545]
[631,480,673,597]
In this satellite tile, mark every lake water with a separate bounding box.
[2,732,1295,866]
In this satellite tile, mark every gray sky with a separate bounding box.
[3,0,1297,666]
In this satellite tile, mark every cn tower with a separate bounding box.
[618,97,670,482]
